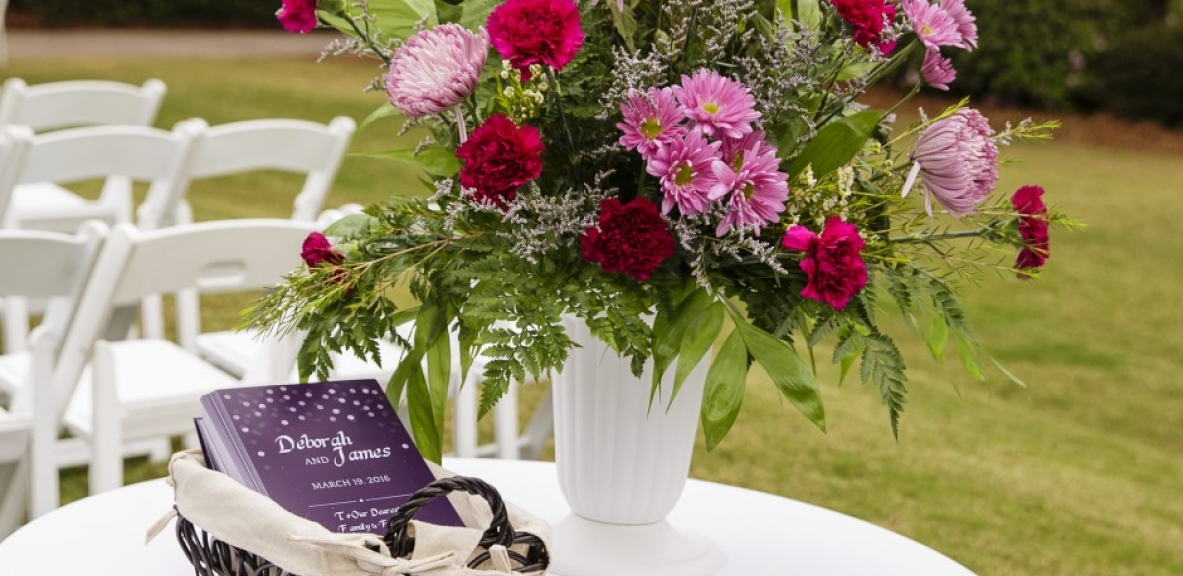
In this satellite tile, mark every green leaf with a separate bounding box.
[353,146,460,178]
[701,331,749,451]
[457,0,502,30]
[794,0,821,29]
[990,357,1028,389]
[787,110,882,179]
[608,1,638,51]
[923,314,948,362]
[837,62,877,82]
[651,288,715,399]
[425,323,452,430]
[670,301,724,406]
[405,364,443,463]
[321,0,438,42]
[956,331,985,381]
[359,103,404,132]
[323,213,374,238]
[734,319,826,432]
[434,0,462,23]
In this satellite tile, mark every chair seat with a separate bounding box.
[10,183,120,232]
[63,339,240,440]
[0,351,28,398]
[197,329,404,383]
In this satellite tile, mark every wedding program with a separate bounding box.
[195,379,463,534]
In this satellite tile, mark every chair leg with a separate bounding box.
[89,341,123,494]
[139,294,166,341]
[0,461,28,540]
[493,383,520,460]
[453,378,478,458]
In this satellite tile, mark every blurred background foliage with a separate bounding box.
[6,1,1183,121]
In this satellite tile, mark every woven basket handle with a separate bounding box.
[383,476,515,559]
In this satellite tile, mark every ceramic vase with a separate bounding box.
[549,316,724,576]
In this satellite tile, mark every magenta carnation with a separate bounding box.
[301,232,344,267]
[921,49,956,91]
[829,0,898,54]
[901,0,964,51]
[386,24,489,118]
[581,198,676,281]
[617,87,688,161]
[1012,185,1050,277]
[673,70,761,140]
[905,108,998,218]
[487,0,584,77]
[646,130,722,217]
[276,0,318,33]
[708,136,789,237]
[781,216,869,310]
[455,114,544,208]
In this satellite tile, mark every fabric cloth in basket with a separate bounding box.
[152,450,550,576]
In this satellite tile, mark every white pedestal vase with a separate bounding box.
[550,316,725,576]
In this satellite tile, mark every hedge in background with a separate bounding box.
[9,0,277,28]
[1089,27,1183,127]
[949,0,1160,109]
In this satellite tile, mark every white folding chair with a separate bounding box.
[0,223,109,538]
[49,219,317,495]
[135,116,356,346]
[0,78,167,232]
[0,123,196,355]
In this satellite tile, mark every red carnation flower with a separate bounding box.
[487,0,584,78]
[1012,185,1050,277]
[829,0,897,55]
[581,198,676,281]
[301,232,344,267]
[277,0,319,34]
[781,216,869,310]
[456,114,545,209]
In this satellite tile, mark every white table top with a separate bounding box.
[0,458,977,576]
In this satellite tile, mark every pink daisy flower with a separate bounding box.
[900,0,963,51]
[904,108,999,218]
[386,24,489,118]
[940,0,978,50]
[708,136,789,236]
[672,70,761,140]
[646,130,722,216]
[617,87,688,161]
[921,50,956,91]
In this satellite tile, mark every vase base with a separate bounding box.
[549,513,725,576]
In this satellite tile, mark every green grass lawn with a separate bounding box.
[4,57,1181,575]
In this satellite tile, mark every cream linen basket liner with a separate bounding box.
[149,451,551,576]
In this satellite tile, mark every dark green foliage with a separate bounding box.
[9,0,278,27]
[1088,26,1183,127]
[948,0,1158,109]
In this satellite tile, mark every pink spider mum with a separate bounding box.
[386,24,489,118]
[617,87,687,161]
[940,0,978,50]
[646,130,722,217]
[905,108,999,218]
[708,136,789,237]
[900,0,964,51]
[921,50,956,91]
[672,70,761,140]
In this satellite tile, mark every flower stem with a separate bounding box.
[546,67,582,186]
[344,13,391,66]
[890,229,985,243]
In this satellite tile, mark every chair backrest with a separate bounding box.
[138,117,356,229]
[51,219,316,419]
[0,123,198,229]
[0,78,166,132]
[0,221,108,355]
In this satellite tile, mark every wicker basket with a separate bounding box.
[175,475,550,576]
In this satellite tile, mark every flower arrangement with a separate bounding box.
[256,0,1072,461]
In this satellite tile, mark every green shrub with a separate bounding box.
[8,0,278,28]
[1089,26,1183,127]
[949,0,1158,109]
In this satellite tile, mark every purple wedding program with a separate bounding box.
[197,379,463,534]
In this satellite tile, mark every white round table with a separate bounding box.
[0,458,977,575]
